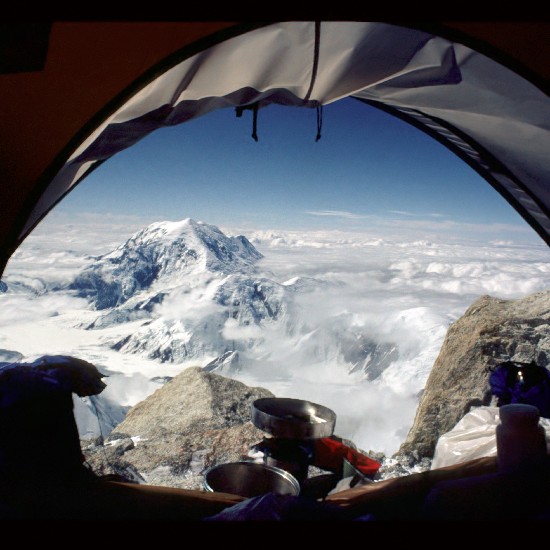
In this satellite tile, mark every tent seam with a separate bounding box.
[303,21,321,103]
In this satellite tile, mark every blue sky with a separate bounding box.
[57,96,538,241]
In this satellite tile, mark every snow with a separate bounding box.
[1,217,549,456]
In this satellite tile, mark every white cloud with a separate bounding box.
[155,279,226,322]
[379,217,538,240]
[0,292,89,328]
[387,210,445,219]
[99,371,161,407]
[388,210,418,216]
[304,210,366,219]
[222,318,263,341]
[1,219,549,457]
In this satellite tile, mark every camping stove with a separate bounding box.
[250,397,337,486]
[252,437,313,484]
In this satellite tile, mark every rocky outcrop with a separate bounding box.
[83,366,274,489]
[399,290,550,460]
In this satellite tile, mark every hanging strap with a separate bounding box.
[235,102,260,141]
[251,102,259,141]
[235,22,323,142]
[316,104,323,142]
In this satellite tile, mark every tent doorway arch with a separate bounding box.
[0,20,549,277]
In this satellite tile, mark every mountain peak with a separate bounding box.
[136,218,205,240]
[71,219,263,309]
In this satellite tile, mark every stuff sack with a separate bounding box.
[489,360,550,418]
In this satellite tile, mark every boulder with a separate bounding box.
[399,290,550,460]
[83,366,273,489]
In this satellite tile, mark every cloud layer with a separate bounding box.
[1,216,549,455]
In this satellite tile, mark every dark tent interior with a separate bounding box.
[0,20,549,523]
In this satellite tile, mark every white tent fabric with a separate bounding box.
[23,21,550,245]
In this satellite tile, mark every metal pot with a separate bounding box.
[251,397,336,440]
[203,461,301,498]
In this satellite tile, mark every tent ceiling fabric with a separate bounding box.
[0,21,549,277]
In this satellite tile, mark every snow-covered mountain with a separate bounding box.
[110,273,291,363]
[68,218,401,381]
[71,218,263,310]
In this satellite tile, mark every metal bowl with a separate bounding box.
[251,397,336,440]
[203,461,300,498]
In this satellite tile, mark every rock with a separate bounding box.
[83,366,274,489]
[84,438,146,484]
[347,340,399,381]
[375,453,432,480]
[399,290,550,461]
[113,366,273,437]
[134,422,267,489]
